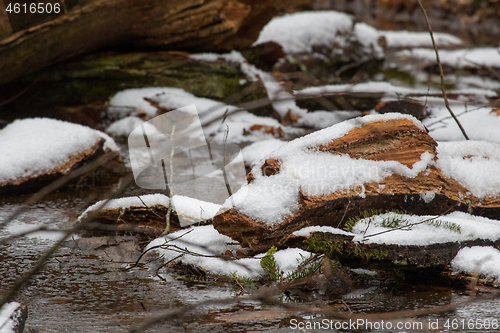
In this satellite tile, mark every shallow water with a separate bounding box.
[1,189,499,333]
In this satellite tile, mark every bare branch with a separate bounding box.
[416,0,469,140]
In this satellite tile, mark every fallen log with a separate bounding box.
[0,0,311,85]
[0,51,265,128]
[213,114,500,253]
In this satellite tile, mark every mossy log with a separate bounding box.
[0,51,267,128]
[0,0,312,86]
[292,232,500,271]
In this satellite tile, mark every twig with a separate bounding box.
[0,78,40,106]
[222,125,232,197]
[336,199,351,228]
[126,229,193,270]
[161,125,176,236]
[416,0,469,140]
[135,195,164,220]
[362,206,455,240]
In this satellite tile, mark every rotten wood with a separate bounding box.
[213,117,500,253]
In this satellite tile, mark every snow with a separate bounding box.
[296,111,362,129]
[105,116,145,137]
[254,11,382,58]
[419,191,436,203]
[408,47,500,68]
[0,118,118,183]
[79,194,220,222]
[296,81,497,99]
[108,87,167,117]
[351,268,378,276]
[379,30,462,48]
[423,105,500,143]
[190,50,247,64]
[292,226,355,237]
[147,225,262,278]
[172,195,221,220]
[0,302,21,333]
[228,173,301,225]
[108,86,285,144]
[451,246,500,281]
[147,225,311,278]
[435,141,500,198]
[352,211,500,246]
[241,139,287,167]
[273,248,313,276]
[255,11,354,54]
[224,113,433,226]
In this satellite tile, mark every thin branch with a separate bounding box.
[362,206,455,240]
[416,0,469,140]
[222,125,232,197]
[135,195,164,220]
[161,125,175,236]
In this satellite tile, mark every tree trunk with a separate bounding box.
[0,0,311,86]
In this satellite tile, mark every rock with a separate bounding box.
[213,114,500,253]
[0,118,126,197]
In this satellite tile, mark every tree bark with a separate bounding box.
[0,0,12,40]
[0,0,311,86]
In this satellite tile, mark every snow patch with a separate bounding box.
[452,246,500,281]
[292,226,355,237]
[147,226,311,278]
[435,141,500,198]
[79,194,220,222]
[0,118,118,183]
[352,211,500,246]
[380,30,462,48]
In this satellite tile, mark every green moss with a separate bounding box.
[344,209,385,232]
[260,246,280,281]
[345,209,461,234]
[303,234,388,263]
[230,272,255,289]
[384,68,416,86]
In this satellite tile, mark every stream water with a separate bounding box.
[1,187,500,332]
